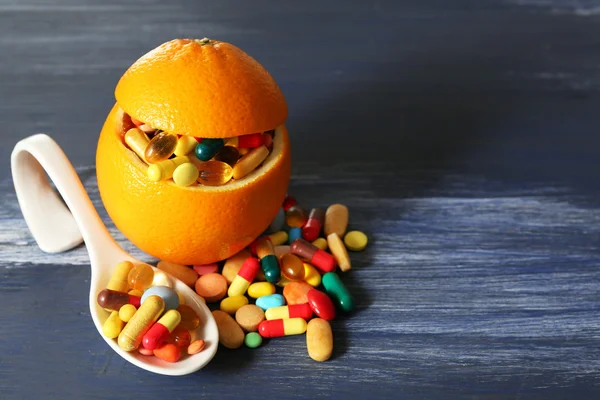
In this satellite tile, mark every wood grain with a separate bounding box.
[2,0,600,399]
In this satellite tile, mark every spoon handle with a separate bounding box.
[11,133,124,263]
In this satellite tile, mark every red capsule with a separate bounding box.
[290,238,336,273]
[302,208,325,242]
[282,195,296,211]
[238,133,264,148]
[307,289,336,321]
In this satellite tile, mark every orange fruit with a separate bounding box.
[96,38,291,265]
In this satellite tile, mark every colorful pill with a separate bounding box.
[306,318,333,362]
[195,138,225,161]
[118,295,165,351]
[269,208,285,233]
[282,194,296,211]
[304,263,322,287]
[265,303,313,321]
[173,162,200,186]
[147,156,190,181]
[290,238,336,273]
[258,318,307,338]
[248,282,276,299]
[228,133,264,148]
[127,263,154,292]
[280,253,305,281]
[327,233,352,272]
[145,132,178,163]
[324,204,349,237]
[118,304,137,323]
[196,160,233,186]
[167,326,191,349]
[177,304,200,330]
[307,289,336,321]
[142,309,182,350]
[107,261,134,293]
[220,295,249,314]
[152,269,173,288]
[285,205,308,228]
[124,128,150,163]
[344,230,369,251]
[245,332,263,348]
[260,255,281,284]
[141,286,180,311]
[157,260,198,287]
[267,231,288,246]
[232,145,269,179]
[288,227,302,244]
[255,293,286,310]
[302,208,325,242]
[322,272,355,313]
[102,311,125,339]
[312,237,328,251]
[192,263,220,276]
[214,146,240,167]
[138,123,156,133]
[174,135,198,156]
[228,257,260,297]
[97,289,141,311]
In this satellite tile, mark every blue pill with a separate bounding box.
[268,208,285,233]
[255,294,285,310]
[288,227,302,244]
[195,138,225,161]
[141,286,180,311]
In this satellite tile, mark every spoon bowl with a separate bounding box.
[11,133,218,376]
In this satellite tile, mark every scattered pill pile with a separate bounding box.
[98,195,368,363]
[118,108,276,187]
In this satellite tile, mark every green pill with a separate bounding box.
[260,255,281,284]
[321,272,355,313]
[245,332,263,348]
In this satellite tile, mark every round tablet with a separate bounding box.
[344,230,368,251]
[194,273,228,302]
[245,332,263,348]
[235,304,265,332]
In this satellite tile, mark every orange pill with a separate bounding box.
[283,281,313,305]
[177,304,201,330]
[235,304,265,332]
[157,260,198,288]
[280,254,305,281]
[194,273,228,302]
[153,343,182,363]
[188,339,206,355]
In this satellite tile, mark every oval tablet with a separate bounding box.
[194,273,228,303]
[324,204,349,237]
[212,310,244,349]
[220,295,249,314]
[306,318,333,362]
[283,281,313,305]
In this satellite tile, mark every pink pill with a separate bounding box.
[138,347,154,356]
[193,263,220,276]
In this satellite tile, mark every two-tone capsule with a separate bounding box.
[265,303,313,321]
[228,257,260,296]
[258,318,307,338]
[97,289,141,311]
[302,208,325,242]
[255,238,281,284]
[142,309,182,350]
[118,295,165,351]
[290,238,336,273]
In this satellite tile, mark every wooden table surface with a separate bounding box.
[2,0,600,398]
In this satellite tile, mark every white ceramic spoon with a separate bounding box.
[11,133,219,376]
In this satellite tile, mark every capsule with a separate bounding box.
[321,272,355,313]
[290,238,336,273]
[142,309,182,350]
[228,257,260,297]
[118,295,165,351]
[174,135,198,156]
[195,138,225,161]
[145,132,178,163]
[196,160,233,186]
[255,294,286,310]
[97,289,141,311]
[127,263,154,292]
[214,145,240,167]
[285,205,308,228]
[280,253,305,281]
[107,261,134,293]
[282,194,296,211]
[147,156,190,182]
[227,133,264,148]
[177,304,201,330]
[124,128,150,163]
[288,227,302,244]
[267,231,288,246]
[304,263,322,287]
[258,318,307,338]
[307,289,336,321]
[255,238,281,284]
[102,311,125,339]
[302,208,325,242]
[232,145,269,180]
[265,303,313,321]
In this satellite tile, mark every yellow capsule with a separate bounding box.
[344,230,368,251]
[312,238,328,251]
[226,137,239,147]
[268,231,288,246]
[145,132,178,163]
[147,156,190,182]
[124,128,150,163]
[118,304,137,323]
[196,160,233,186]
[107,261,134,293]
[327,233,351,272]
[174,135,198,156]
[239,147,249,156]
[220,295,249,314]
[284,318,308,335]
[173,162,199,187]
[303,263,322,287]
[232,145,269,180]
[247,282,276,299]
[103,311,125,339]
[118,295,165,352]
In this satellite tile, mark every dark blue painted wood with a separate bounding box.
[2,0,600,398]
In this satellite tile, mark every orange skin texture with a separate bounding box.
[96,104,291,265]
[115,38,288,138]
